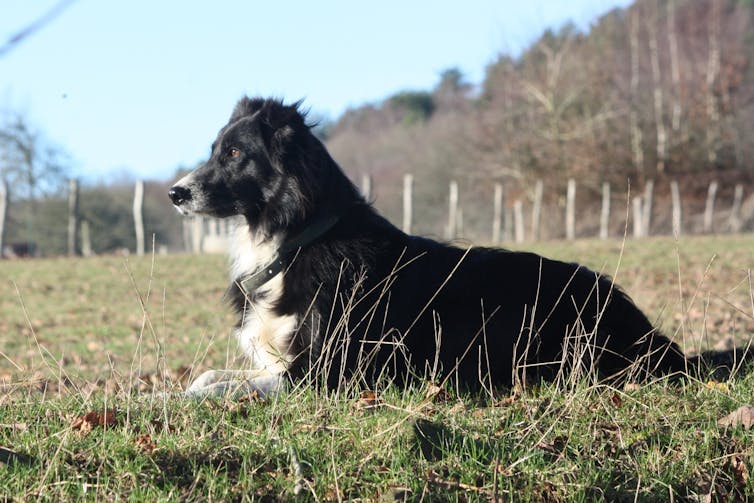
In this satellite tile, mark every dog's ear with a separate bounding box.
[257,100,306,159]
[229,97,267,123]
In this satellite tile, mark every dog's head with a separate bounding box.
[169,97,326,232]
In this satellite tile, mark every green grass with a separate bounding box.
[1,235,753,501]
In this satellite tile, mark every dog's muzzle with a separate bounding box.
[168,185,192,206]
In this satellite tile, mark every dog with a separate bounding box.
[169,97,693,398]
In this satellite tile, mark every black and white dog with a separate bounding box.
[169,97,691,398]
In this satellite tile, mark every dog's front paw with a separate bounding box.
[183,370,286,399]
[184,370,229,393]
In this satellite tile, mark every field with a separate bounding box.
[1,235,753,501]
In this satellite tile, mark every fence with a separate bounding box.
[180,175,751,253]
[1,176,749,257]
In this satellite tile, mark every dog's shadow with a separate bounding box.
[412,418,497,463]
[693,347,754,382]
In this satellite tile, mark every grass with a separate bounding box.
[1,235,753,501]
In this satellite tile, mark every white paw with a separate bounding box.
[184,370,233,392]
[183,371,286,399]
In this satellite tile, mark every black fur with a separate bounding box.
[171,97,693,390]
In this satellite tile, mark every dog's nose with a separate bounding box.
[168,186,191,205]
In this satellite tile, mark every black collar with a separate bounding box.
[238,212,340,295]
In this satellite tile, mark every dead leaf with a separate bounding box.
[623,382,641,392]
[70,409,117,433]
[718,406,754,429]
[354,390,381,410]
[611,392,623,408]
[728,456,749,488]
[135,434,155,453]
[71,417,93,435]
[96,409,117,427]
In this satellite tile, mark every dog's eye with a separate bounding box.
[229,147,241,159]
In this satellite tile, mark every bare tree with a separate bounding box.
[705,0,722,166]
[647,5,667,174]
[628,6,644,176]
[0,114,68,199]
[0,113,70,253]
[667,0,682,133]
[521,33,577,174]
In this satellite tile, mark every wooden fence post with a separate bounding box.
[632,196,643,237]
[0,179,7,256]
[492,183,503,245]
[191,217,203,253]
[531,179,543,241]
[182,220,191,252]
[514,200,525,243]
[565,179,576,240]
[600,182,610,239]
[68,179,79,256]
[402,174,413,234]
[642,179,654,237]
[133,180,145,256]
[81,220,92,257]
[361,174,372,201]
[671,180,682,237]
[703,180,718,233]
[446,180,458,239]
[729,184,744,232]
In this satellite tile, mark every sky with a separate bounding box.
[0,0,633,182]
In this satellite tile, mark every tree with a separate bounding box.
[387,91,435,125]
[433,68,472,112]
[0,113,69,199]
[0,112,70,254]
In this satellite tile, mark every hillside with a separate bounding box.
[325,0,754,240]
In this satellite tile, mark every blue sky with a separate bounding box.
[0,0,632,182]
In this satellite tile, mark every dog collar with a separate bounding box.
[238,213,340,295]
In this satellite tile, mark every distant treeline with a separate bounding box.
[324,0,754,236]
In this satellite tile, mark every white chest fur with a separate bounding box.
[228,221,297,374]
